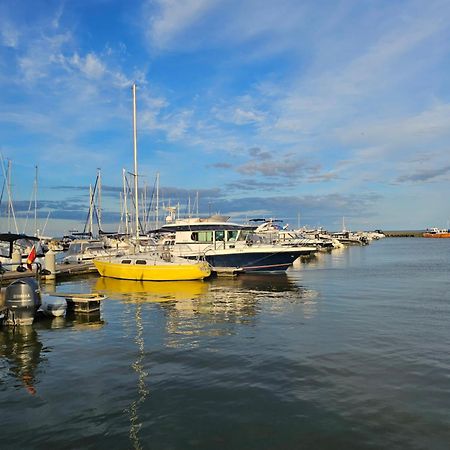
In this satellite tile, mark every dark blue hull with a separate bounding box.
[202,250,311,272]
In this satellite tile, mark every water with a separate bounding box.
[1,238,449,449]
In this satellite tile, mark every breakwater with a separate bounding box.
[383,230,424,237]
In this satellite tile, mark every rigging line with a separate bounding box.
[22,181,36,234]
[82,174,100,235]
[0,177,6,209]
[125,174,144,234]
[41,211,51,236]
[144,175,158,228]
[0,154,18,233]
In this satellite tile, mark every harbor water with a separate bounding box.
[1,238,449,449]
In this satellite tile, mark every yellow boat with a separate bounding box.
[93,254,211,281]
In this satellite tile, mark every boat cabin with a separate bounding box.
[159,221,254,251]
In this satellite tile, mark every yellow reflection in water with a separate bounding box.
[94,277,209,303]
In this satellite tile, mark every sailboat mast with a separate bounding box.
[97,168,102,232]
[89,184,93,237]
[132,83,139,242]
[34,165,38,236]
[122,168,129,235]
[196,191,199,217]
[156,172,159,229]
[7,159,11,231]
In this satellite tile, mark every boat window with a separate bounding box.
[226,230,239,242]
[237,230,248,241]
[191,231,213,242]
[67,243,82,255]
[121,259,132,264]
[136,260,147,265]
[215,230,225,241]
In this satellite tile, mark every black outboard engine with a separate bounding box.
[4,279,41,326]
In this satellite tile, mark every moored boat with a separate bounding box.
[93,254,211,281]
[423,227,450,238]
[158,218,317,273]
[38,295,67,317]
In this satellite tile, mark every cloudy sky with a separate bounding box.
[1,0,450,235]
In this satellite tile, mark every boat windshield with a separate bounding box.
[66,243,82,255]
[239,230,252,241]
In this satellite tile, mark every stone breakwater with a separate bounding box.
[383,230,425,237]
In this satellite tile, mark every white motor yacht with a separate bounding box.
[158,218,317,273]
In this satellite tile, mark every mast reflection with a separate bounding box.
[0,326,44,395]
[126,304,149,450]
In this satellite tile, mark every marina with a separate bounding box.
[0,238,449,449]
[1,2,450,448]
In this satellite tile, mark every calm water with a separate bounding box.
[1,238,449,449]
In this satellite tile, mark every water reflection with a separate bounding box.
[95,273,319,329]
[65,311,105,330]
[125,304,149,450]
[210,273,300,292]
[293,245,362,271]
[32,310,105,330]
[207,273,319,320]
[95,277,209,303]
[0,326,44,395]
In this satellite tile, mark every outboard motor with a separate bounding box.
[4,279,41,326]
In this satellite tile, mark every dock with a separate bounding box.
[212,267,244,277]
[0,262,98,286]
[49,292,106,313]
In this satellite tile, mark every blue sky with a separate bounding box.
[1,0,450,235]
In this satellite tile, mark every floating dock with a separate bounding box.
[0,262,98,286]
[212,267,244,277]
[49,292,106,313]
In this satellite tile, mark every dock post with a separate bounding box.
[12,249,21,271]
[45,250,56,280]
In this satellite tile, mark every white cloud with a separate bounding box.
[70,53,106,79]
[0,20,20,48]
[212,104,266,126]
[145,0,216,49]
[336,103,450,150]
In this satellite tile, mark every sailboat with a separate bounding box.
[93,84,211,281]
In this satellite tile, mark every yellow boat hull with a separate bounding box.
[93,259,211,281]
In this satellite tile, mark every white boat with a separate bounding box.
[38,295,67,317]
[250,219,335,250]
[158,218,317,273]
[62,239,119,264]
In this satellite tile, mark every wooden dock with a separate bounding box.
[0,262,98,286]
[49,292,106,313]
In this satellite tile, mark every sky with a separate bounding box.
[1,0,450,236]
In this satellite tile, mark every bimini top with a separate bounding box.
[0,233,39,243]
[0,233,39,259]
